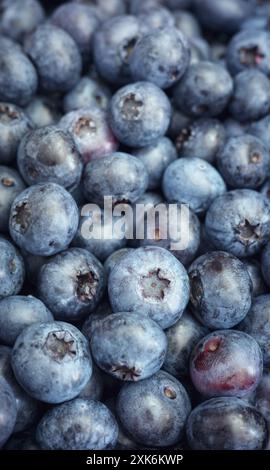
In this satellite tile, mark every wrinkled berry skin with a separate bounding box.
[24,25,82,93]
[0,346,39,433]
[164,311,208,377]
[238,295,270,367]
[173,61,233,118]
[63,77,111,113]
[93,15,142,85]
[51,3,100,63]
[229,70,270,122]
[60,108,118,163]
[37,248,105,321]
[138,203,201,267]
[162,157,226,214]
[243,259,267,297]
[0,37,37,106]
[108,247,190,330]
[0,377,17,448]
[190,330,263,398]
[9,183,79,257]
[17,126,83,190]
[217,135,270,189]
[109,81,171,148]
[0,103,33,165]
[0,166,25,232]
[130,28,190,89]
[0,237,25,299]
[133,137,177,190]
[175,118,226,163]
[83,152,148,206]
[89,312,167,381]
[189,251,252,329]
[187,397,268,450]
[226,30,270,77]
[36,398,118,450]
[0,295,53,346]
[205,189,270,257]
[0,0,45,43]
[193,0,254,34]
[11,321,92,404]
[116,371,191,447]
[73,206,127,262]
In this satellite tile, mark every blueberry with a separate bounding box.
[189,37,211,65]
[104,248,135,276]
[0,166,25,232]
[37,248,105,321]
[190,330,263,397]
[238,295,270,366]
[116,371,191,447]
[164,311,208,377]
[0,237,25,299]
[60,108,118,163]
[0,0,45,43]
[188,251,252,329]
[162,157,226,214]
[138,6,175,35]
[205,189,270,257]
[224,117,247,138]
[25,95,61,128]
[173,10,202,39]
[83,152,148,206]
[217,134,270,189]
[51,3,100,64]
[229,70,270,122]
[0,377,17,448]
[130,28,190,89]
[262,241,270,288]
[0,346,39,433]
[0,37,37,106]
[187,397,267,450]
[249,115,270,151]
[11,321,92,404]
[0,295,53,346]
[252,369,270,422]
[24,24,82,93]
[109,81,171,148]
[226,30,270,76]
[175,118,226,163]
[63,76,111,113]
[242,259,267,296]
[36,398,118,450]
[9,183,79,257]
[73,206,127,262]
[17,126,83,190]
[0,103,33,165]
[93,15,142,85]
[78,365,104,401]
[133,137,177,190]
[193,0,254,34]
[108,247,190,329]
[75,0,126,20]
[82,301,112,339]
[89,312,167,381]
[138,203,201,267]
[173,61,233,117]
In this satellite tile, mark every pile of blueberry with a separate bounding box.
[2,0,270,452]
